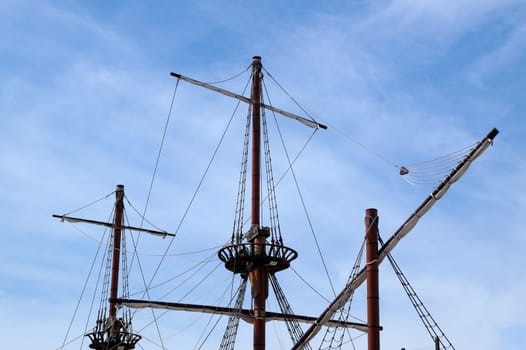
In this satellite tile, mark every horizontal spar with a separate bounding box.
[114,298,368,332]
[52,214,175,238]
[170,72,327,130]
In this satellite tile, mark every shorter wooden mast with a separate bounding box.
[365,208,380,350]
[109,184,124,321]
[54,184,175,350]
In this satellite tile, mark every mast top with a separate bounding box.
[170,56,327,130]
[252,56,262,74]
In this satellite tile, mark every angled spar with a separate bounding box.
[292,128,499,349]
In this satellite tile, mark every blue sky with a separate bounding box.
[1,1,525,349]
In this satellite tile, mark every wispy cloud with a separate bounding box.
[1,1,524,349]
[467,22,526,86]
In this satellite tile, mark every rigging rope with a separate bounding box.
[231,102,252,244]
[204,64,251,85]
[133,261,224,336]
[142,75,252,294]
[128,78,181,278]
[105,79,180,349]
[263,67,318,125]
[138,265,238,346]
[58,210,112,350]
[83,210,114,349]
[125,195,168,233]
[97,215,113,321]
[196,313,224,350]
[133,333,165,349]
[68,223,103,243]
[55,334,84,350]
[241,127,317,230]
[264,66,407,186]
[127,249,219,297]
[264,67,476,189]
[124,80,182,345]
[196,279,244,350]
[124,211,167,350]
[219,276,248,350]
[62,191,115,216]
[290,266,331,303]
[262,80,337,297]
[261,95,284,244]
[270,274,313,350]
[319,238,365,350]
[121,217,134,329]
[157,257,221,301]
[140,78,180,228]
[378,236,455,350]
[170,261,223,302]
[93,223,111,344]
[400,143,477,186]
[327,122,401,170]
[137,244,224,257]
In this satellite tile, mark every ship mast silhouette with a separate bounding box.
[53,185,175,349]
[55,56,499,350]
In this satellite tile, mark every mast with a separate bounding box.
[213,56,321,349]
[80,184,142,350]
[249,55,267,350]
[365,208,380,350]
[54,184,176,349]
[109,184,125,320]
[251,56,262,228]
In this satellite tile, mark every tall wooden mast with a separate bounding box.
[214,56,319,349]
[251,56,262,229]
[249,55,268,350]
